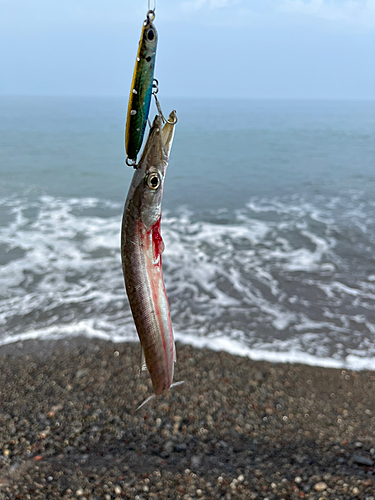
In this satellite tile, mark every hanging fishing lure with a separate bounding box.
[125,3,158,166]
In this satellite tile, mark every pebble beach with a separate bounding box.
[0,337,375,500]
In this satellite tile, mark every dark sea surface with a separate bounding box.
[1,96,375,368]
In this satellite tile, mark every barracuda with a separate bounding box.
[121,111,181,406]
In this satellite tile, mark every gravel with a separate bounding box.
[0,337,374,499]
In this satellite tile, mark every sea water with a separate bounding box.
[1,96,375,369]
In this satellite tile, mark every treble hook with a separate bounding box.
[152,79,178,125]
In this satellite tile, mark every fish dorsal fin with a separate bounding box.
[140,348,147,372]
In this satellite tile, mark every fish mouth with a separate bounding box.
[161,110,177,158]
[138,112,177,170]
[152,111,177,155]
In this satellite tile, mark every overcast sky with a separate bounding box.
[1,0,374,98]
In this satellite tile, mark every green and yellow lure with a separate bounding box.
[125,11,158,165]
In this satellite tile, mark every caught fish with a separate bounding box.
[121,111,181,406]
[125,11,158,165]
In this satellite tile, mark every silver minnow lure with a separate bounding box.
[121,111,182,408]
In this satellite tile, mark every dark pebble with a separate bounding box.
[353,454,374,466]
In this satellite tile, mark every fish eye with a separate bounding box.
[145,172,161,190]
[147,29,155,41]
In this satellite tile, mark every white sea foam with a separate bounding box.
[174,331,375,371]
[0,192,374,370]
[0,321,136,347]
[2,322,374,371]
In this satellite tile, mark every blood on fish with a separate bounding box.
[151,216,165,262]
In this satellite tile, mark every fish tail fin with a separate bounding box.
[135,381,184,412]
[135,394,155,412]
[170,380,184,389]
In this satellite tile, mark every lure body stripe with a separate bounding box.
[121,113,177,396]
[125,16,158,162]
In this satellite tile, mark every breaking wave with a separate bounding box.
[1,191,375,370]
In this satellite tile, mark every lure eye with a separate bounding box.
[146,172,161,190]
[147,29,155,41]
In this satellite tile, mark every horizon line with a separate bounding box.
[1,94,375,101]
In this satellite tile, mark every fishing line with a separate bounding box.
[147,0,156,20]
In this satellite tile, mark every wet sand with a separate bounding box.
[0,337,375,499]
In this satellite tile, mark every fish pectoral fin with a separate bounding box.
[159,238,165,254]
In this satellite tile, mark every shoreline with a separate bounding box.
[1,332,374,372]
[0,337,375,499]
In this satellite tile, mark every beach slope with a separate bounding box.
[0,338,374,499]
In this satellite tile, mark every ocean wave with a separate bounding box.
[0,191,374,369]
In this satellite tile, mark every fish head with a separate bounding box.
[136,114,177,230]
